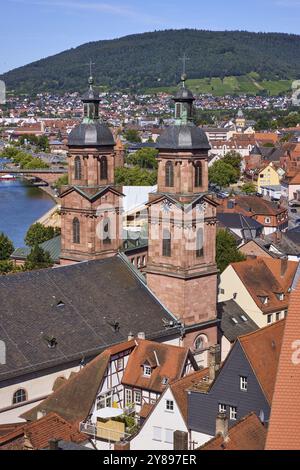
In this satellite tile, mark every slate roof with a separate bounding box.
[170,369,209,425]
[217,300,259,343]
[266,281,300,449]
[199,413,267,451]
[266,230,300,256]
[156,124,211,150]
[68,122,115,147]
[217,213,263,230]
[0,255,179,383]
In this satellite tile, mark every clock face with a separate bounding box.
[197,201,207,214]
[161,200,173,213]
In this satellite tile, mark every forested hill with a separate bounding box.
[2,29,300,95]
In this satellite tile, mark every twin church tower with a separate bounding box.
[60,73,218,349]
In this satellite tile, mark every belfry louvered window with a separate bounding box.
[74,156,81,180]
[165,161,174,187]
[73,217,80,244]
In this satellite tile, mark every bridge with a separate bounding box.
[0,168,67,185]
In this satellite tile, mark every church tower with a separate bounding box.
[146,74,219,351]
[60,76,123,265]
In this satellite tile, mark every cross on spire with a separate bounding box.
[84,59,96,88]
[179,53,190,76]
[86,58,95,77]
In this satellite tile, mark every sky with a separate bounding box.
[0,0,300,73]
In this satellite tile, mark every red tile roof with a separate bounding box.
[170,369,209,424]
[122,340,193,393]
[231,258,298,314]
[198,413,267,450]
[239,320,285,404]
[0,413,86,450]
[266,283,300,449]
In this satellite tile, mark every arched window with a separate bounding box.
[165,161,174,188]
[73,218,80,244]
[162,229,171,257]
[100,156,108,180]
[103,218,111,244]
[194,334,208,351]
[194,162,202,188]
[13,388,27,405]
[196,228,204,258]
[74,156,81,180]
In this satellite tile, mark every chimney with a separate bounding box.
[208,345,221,383]
[215,412,229,441]
[49,439,60,451]
[128,332,134,341]
[137,332,145,340]
[280,257,288,277]
[173,430,188,450]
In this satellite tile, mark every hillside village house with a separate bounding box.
[281,171,300,205]
[218,258,298,327]
[188,321,284,441]
[257,162,281,193]
[20,339,197,450]
[132,321,282,451]
[218,195,288,235]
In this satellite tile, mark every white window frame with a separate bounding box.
[134,390,142,405]
[219,403,226,413]
[230,406,237,420]
[143,365,152,377]
[165,428,174,444]
[116,358,123,371]
[267,313,273,324]
[153,426,162,442]
[125,388,132,406]
[97,391,112,409]
[165,399,174,412]
[240,376,248,391]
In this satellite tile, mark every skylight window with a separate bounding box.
[240,315,248,322]
[231,317,238,325]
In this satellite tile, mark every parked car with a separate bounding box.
[295,218,300,225]
[291,208,298,214]
[256,192,263,198]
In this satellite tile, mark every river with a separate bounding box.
[0,168,55,248]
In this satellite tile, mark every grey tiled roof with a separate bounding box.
[217,300,259,343]
[0,255,179,382]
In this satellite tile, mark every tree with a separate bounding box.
[0,233,14,260]
[115,167,157,186]
[24,245,53,271]
[209,160,238,188]
[216,229,246,273]
[126,148,158,169]
[0,260,15,275]
[223,151,242,175]
[25,223,60,247]
[53,174,68,189]
[124,129,141,143]
[241,182,256,194]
